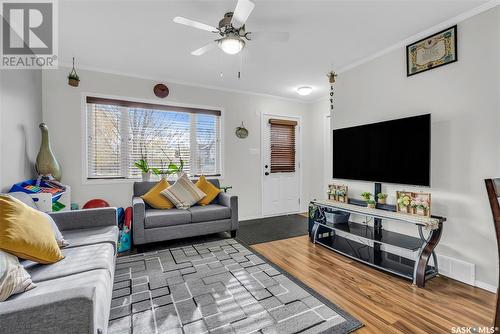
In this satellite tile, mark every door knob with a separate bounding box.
[265,172,269,176]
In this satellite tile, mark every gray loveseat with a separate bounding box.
[0,192,118,334]
[132,179,238,245]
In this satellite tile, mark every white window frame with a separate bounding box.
[80,93,224,185]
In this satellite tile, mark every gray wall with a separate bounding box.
[0,70,42,192]
[314,6,500,287]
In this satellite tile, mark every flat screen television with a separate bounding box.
[332,114,430,186]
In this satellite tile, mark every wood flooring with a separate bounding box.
[252,235,496,334]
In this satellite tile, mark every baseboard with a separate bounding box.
[241,211,305,221]
[239,214,264,221]
[474,280,497,293]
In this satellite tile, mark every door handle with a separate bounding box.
[265,172,269,176]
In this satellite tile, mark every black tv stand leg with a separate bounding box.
[415,222,443,288]
[373,182,383,234]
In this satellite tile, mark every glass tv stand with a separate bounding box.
[309,199,446,288]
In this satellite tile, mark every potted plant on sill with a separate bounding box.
[377,193,388,205]
[151,148,185,181]
[134,159,151,181]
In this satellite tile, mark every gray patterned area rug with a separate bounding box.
[108,239,362,334]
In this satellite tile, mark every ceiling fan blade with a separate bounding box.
[247,32,289,42]
[191,42,217,56]
[231,0,255,28]
[173,16,218,32]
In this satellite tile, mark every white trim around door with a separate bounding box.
[260,113,302,217]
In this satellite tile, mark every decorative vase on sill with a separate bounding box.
[35,123,62,180]
[142,171,151,182]
[378,198,386,205]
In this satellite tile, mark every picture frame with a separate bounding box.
[406,25,457,77]
[328,184,348,203]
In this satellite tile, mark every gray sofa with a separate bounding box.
[0,192,118,334]
[132,179,238,245]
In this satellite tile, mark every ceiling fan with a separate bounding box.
[173,0,289,56]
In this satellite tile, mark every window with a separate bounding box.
[269,119,297,173]
[85,97,221,179]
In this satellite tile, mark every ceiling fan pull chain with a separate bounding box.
[238,52,243,79]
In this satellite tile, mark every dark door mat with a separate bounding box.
[236,214,309,245]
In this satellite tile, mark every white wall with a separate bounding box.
[315,6,500,287]
[42,68,312,219]
[0,70,42,191]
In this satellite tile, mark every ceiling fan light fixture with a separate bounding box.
[297,86,313,96]
[218,35,245,55]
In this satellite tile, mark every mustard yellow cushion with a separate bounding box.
[0,195,64,264]
[195,175,221,206]
[141,179,174,209]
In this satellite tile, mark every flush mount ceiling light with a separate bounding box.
[174,0,290,57]
[297,86,313,96]
[218,34,245,55]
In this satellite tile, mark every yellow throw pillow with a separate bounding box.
[0,195,64,264]
[141,179,174,209]
[195,175,221,206]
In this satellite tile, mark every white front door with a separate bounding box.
[261,114,300,216]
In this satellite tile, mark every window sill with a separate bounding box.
[82,174,224,185]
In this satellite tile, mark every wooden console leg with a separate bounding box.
[415,223,443,288]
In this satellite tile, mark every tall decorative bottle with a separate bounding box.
[35,123,62,180]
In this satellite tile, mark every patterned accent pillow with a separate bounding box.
[0,250,36,302]
[161,173,206,209]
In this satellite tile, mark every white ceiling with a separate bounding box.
[60,0,488,101]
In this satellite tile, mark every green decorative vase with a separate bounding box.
[35,123,62,180]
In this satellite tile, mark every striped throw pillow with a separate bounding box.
[0,250,36,301]
[161,173,206,209]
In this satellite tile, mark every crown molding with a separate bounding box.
[336,0,499,75]
[309,0,499,105]
[58,0,499,106]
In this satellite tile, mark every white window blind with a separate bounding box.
[86,97,221,179]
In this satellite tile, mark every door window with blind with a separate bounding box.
[85,97,221,180]
[269,119,297,173]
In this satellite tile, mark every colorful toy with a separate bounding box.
[117,207,132,253]
[82,199,110,209]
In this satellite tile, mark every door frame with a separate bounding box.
[260,113,302,218]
